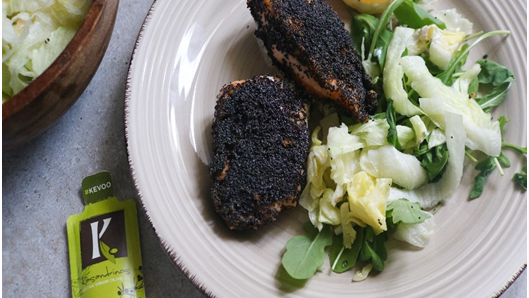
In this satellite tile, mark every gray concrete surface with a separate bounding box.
[2,1,526,297]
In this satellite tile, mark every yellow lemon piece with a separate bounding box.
[343,0,394,14]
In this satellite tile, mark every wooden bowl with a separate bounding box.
[2,0,119,151]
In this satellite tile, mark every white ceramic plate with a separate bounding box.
[125,0,527,297]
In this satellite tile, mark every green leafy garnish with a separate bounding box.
[477,59,515,86]
[513,166,527,191]
[417,143,449,182]
[359,227,388,272]
[281,222,333,280]
[385,99,402,150]
[367,0,405,59]
[350,13,394,72]
[469,114,526,199]
[350,14,377,55]
[387,199,431,224]
[393,0,446,29]
[329,227,364,273]
[475,59,515,111]
[470,157,497,199]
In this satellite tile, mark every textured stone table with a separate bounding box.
[2,1,526,297]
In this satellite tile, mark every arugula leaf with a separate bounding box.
[497,152,511,168]
[329,227,364,273]
[359,227,388,272]
[472,60,515,111]
[386,99,402,150]
[468,76,480,96]
[437,44,470,85]
[350,14,378,58]
[496,116,528,192]
[351,14,393,69]
[470,157,497,199]
[477,59,515,86]
[476,81,513,111]
[394,0,446,29]
[419,144,449,182]
[368,0,405,58]
[469,113,526,197]
[498,116,527,155]
[513,165,527,191]
[375,29,394,70]
[387,199,431,224]
[281,222,333,280]
[498,116,510,141]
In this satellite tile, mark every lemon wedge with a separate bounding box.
[343,0,393,14]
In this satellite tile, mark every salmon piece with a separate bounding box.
[247,0,377,123]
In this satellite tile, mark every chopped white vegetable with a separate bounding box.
[393,211,436,247]
[400,56,501,156]
[350,119,390,148]
[435,8,474,35]
[360,145,428,190]
[340,202,356,248]
[428,27,466,70]
[452,63,481,95]
[346,171,391,235]
[428,128,446,149]
[409,115,428,145]
[353,264,373,282]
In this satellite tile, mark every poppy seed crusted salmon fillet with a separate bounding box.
[247,0,377,123]
[210,76,310,230]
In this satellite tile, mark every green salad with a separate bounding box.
[2,0,91,102]
[281,0,526,281]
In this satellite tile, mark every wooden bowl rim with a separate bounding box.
[2,0,110,121]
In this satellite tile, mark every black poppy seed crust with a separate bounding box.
[247,0,377,123]
[210,76,310,230]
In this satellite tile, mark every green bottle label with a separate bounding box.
[68,172,145,298]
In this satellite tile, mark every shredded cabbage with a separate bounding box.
[406,24,466,70]
[434,8,473,35]
[345,171,391,235]
[353,263,373,282]
[428,26,466,70]
[409,115,428,145]
[400,56,501,156]
[360,145,428,190]
[2,0,91,102]
[302,123,393,234]
[350,119,391,148]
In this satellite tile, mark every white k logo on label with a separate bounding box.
[80,209,127,269]
[90,217,111,259]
